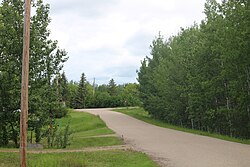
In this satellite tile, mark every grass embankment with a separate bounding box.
[55,111,122,148]
[114,107,250,145]
[0,110,158,167]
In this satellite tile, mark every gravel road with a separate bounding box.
[76,108,250,167]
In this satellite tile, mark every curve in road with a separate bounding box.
[76,108,250,167]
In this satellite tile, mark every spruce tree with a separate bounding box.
[75,73,87,109]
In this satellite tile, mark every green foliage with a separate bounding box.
[74,73,87,109]
[137,1,250,139]
[108,78,118,96]
[45,122,72,149]
[67,76,141,109]
[54,124,68,148]
[50,102,68,118]
[67,80,78,107]
[0,0,68,147]
[121,83,141,107]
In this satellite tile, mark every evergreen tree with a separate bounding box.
[58,71,69,105]
[75,73,87,109]
[68,80,78,108]
[108,78,117,96]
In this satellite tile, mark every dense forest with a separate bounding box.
[137,0,250,139]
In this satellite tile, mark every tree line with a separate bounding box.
[58,72,141,109]
[137,0,250,139]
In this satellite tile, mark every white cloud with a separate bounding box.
[44,0,206,84]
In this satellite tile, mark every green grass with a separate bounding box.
[113,107,250,145]
[57,111,114,135]
[0,110,159,167]
[63,110,122,148]
[65,111,123,148]
[73,127,113,138]
[68,136,123,149]
[0,150,159,167]
[39,110,121,148]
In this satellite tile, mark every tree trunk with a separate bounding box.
[191,119,194,129]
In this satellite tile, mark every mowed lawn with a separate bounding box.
[0,150,158,167]
[0,110,158,167]
[57,111,122,149]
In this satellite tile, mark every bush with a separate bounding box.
[51,102,69,118]
[46,123,72,148]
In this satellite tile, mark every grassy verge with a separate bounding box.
[57,111,114,137]
[113,107,250,145]
[0,150,158,167]
[1,110,158,167]
[39,110,122,148]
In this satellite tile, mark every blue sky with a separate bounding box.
[42,0,206,84]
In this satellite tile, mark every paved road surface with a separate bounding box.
[76,108,250,167]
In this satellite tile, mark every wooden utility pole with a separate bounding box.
[20,0,31,166]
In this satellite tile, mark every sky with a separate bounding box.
[43,0,206,84]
